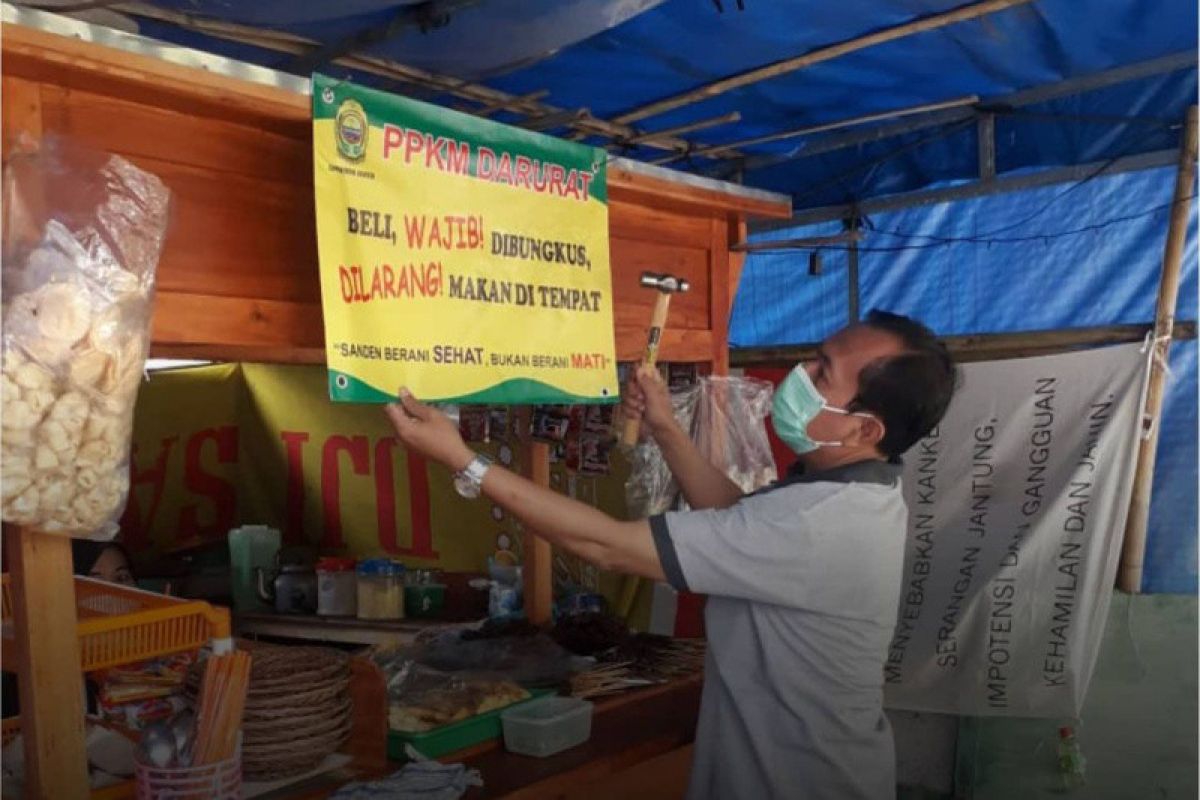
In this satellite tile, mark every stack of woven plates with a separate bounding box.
[189,645,351,781]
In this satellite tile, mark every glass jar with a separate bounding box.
[356,559,405,620]
[316,557,357,616]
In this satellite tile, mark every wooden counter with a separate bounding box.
[259,677,702,800]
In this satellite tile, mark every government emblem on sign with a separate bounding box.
[335,99,368,162]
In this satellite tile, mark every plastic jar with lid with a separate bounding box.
[356,559,406,620]
[316,557,358,616]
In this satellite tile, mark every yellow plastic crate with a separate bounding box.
[1,574,231,672]
[2,577,231,799]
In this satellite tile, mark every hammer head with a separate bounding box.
[639,271,691,294]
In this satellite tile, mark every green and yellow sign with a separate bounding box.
[312,74,618,405]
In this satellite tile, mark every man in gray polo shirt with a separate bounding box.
[384,311,957,800]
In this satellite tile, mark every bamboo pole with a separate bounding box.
[729,322,1198,367]
[458,89,550,117]
[611,0,1034,125]
[655,96,979,164]
[1117,105,1198,593]
[615,111,742,146]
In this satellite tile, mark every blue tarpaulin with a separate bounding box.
[125,1,1196,203]
[731,166,1199,592]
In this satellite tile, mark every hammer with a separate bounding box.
[621,271,691,447]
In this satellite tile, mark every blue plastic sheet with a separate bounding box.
[732,166,1198,592]
[124,1,1195,207]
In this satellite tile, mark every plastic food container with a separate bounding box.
[501,696,593,758]
[357,559,405,620]
[316,557,357,616]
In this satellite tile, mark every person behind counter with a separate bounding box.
[72,540,136,586]
[383,310,957,800]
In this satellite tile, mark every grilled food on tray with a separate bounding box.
[388,680,529,733]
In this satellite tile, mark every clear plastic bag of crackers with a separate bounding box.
[1,136,171,538]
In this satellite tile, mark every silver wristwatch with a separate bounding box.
[453,453,493,499]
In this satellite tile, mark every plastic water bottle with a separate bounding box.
[1057,726,1086,790]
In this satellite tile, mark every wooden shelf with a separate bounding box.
[235,612,439,646]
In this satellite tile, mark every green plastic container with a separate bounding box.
[388,688,552,761]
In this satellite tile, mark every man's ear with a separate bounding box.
[854,414,887,450]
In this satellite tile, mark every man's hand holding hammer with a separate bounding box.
[622,365,744,512]
[622,365,675,441]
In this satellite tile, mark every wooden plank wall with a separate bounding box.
[2,23,788,375]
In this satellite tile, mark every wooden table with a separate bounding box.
[260,676,703,800]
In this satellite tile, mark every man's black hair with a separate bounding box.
[849,310,958,459]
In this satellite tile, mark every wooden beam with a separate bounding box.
[978,113,996,179]
[707,106,976,181]
[1,20,309,131]
[728,218,749,316]
[151,293,324,349]
[1118,105,1198,593]
[1,76,44,147]
[763,147,1179,229]
[11,530,89,798]
[611,0,1034,125]
[518,108,592,133]
[657,96,979,164]
[459,89,550,118]
[610,164,791,220]
[148,342,325,365]
[618,112,742,146]
[996,50,1197,109]
[709,216,731,376]
[730,322,1199,367]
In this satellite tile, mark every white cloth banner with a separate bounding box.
[883,343,1150,717]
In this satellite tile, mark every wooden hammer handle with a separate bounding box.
[622,292,673,446]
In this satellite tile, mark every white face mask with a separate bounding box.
[771,365,876,454]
